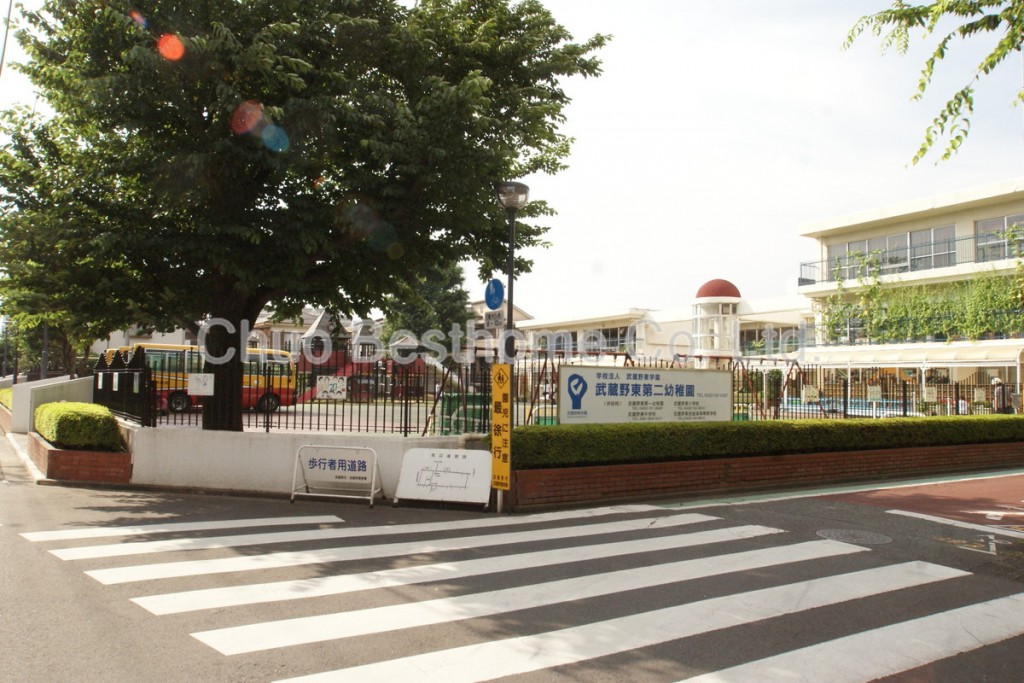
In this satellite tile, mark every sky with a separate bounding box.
[2,1,1023,324]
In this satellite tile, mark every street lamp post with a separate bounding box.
[494,181,529,514]
[494,181,530,362]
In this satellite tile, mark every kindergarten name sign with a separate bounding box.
[559,366,732,425]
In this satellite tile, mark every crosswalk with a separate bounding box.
[19,504,1024,682]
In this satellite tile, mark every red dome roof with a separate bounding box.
[696,278,741,299]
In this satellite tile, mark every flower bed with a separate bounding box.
[27,431,132,484]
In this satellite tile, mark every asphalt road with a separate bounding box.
[2,438,1023,682]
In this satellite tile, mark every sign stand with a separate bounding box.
[291,444,381,507]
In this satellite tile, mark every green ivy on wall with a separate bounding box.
[820,248,1024,343]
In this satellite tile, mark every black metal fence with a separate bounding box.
[93,350,1018,434]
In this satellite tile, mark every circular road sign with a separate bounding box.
[485,278,505,311]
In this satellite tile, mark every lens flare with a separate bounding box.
[261,124,291,152]
[129,10,147,27]
[230,100,264,135]
[157,34,185,61]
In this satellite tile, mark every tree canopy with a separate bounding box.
[379,260,470,355]
[846,0,1024,163]
[0,0,607,428]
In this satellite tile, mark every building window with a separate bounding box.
[910,225,955,271]
[578,327,633,354]
[831,226,960,280]
[976,213,1024,262]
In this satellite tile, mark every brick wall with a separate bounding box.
[508,442,1024,510]
[28,432,132,484]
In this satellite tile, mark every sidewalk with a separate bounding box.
[0,432,42,484]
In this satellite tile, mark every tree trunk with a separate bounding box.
[201,320,244,431]
[200,294,267,431]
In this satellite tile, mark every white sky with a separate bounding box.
[3,1,1023,324]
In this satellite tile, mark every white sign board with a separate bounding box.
[291,444,381,507]
[866,385,883,402]
[559,366,732,424]
[188,373,215,396]
[484,310,504,330]
[316,375,348,400]
[394,448,492,507]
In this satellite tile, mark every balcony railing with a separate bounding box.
[799,233,1022,285]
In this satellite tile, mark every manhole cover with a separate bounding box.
[816,529,893,545]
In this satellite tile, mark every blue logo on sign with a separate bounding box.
[567,374,588,410]
[485,279,504,311]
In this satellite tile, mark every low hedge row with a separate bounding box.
[509,416,1024,470]
[34,402,124,452]
[0,388,11,410]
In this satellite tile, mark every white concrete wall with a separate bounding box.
[127,426,482,499]
[11,376,92,433]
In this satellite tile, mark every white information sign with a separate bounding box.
[484,310,504,330]
[559,366,732,424]
[801,385,820,403]
[866,385,883,402]
[394,448,492,508]
[316,375,348,400]
[188,373,215,396]
[291,444,381,507]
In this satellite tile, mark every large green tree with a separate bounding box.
[846,1,1024,163]
[0,0,606,429]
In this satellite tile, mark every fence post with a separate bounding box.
[842,378,849,418]
[263,363,272,433]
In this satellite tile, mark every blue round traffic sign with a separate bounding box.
[485,278,505,311]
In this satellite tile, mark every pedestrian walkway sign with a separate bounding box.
[291,444,381,507]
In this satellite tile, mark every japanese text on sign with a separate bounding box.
[491,363,511,490]
[559,366,732,425]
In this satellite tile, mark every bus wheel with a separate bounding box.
[168,392,190,413]
[258,394,280,413]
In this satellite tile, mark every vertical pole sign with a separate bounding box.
[491,363,511,491]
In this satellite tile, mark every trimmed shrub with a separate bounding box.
[0,388,11,409]
[509,416,1024,470]
[34,402,124,452]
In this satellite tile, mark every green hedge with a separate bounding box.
[508,416,1024,470]
[34,402,124,452]
[0,388,10,410]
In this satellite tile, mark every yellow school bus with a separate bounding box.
[106,343,296,412]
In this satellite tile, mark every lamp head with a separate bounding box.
[495,181,530,211]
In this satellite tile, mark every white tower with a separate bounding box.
[692,279,741,368]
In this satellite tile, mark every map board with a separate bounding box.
[394,448,492,508]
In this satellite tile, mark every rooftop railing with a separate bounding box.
[799,233,1021,285]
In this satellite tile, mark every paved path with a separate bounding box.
[826,471,1024,535]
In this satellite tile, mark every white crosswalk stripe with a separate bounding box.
[84,511,718,584]
[193,539,865,655]
[48,504,667,560]
[19,504,1024,682]
[134,523,783,615]
[677,593,1024,683]
[20,515,344,542]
